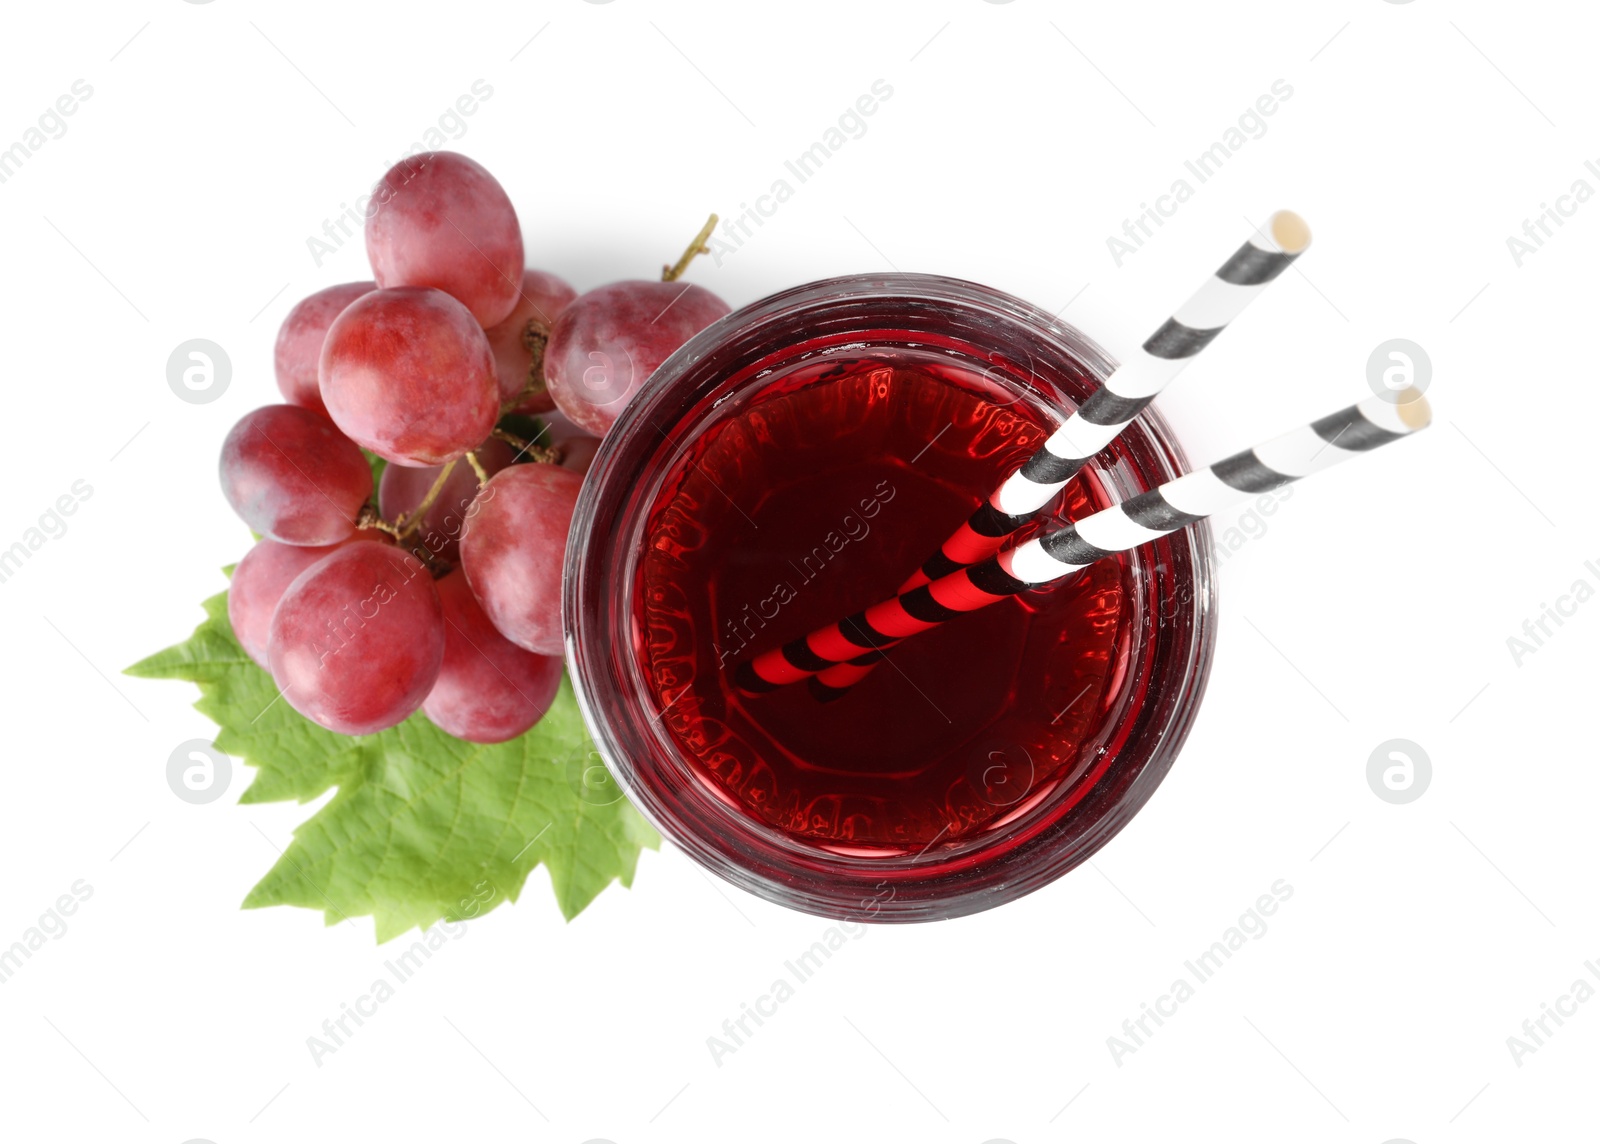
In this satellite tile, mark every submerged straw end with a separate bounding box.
[1268,210,1312,255]
[1393,387,1432,430]
[732,661,780,697]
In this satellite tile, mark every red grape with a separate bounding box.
[379,437,515,565]
[273,281,374,415]
[485,269,578,412]
[319,286,499,466]
[268,543,444,735]
[365,151,524,326]
[228,534,384,668]
[219,404,371,545]
[544,280,730,437]
[423,570,562,742]
[460,464,583,655]
[554,435,601,477]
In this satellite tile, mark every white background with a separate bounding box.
[0,1,1593,1140]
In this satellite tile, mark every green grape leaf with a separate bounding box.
[127,576,658,941]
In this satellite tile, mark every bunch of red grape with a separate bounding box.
[221,151,730,742]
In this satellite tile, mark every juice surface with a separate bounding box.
[639,358,1130,850]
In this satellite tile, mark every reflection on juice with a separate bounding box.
[639,357,1132,851]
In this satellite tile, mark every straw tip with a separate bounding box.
[1393,387,1432,430]
[1268,210,1312,255]
[732,661,779,696]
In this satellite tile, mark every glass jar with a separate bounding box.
[565,273,1216,921]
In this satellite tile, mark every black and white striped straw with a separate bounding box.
[991,388,1429,588]
[734,389,1431,700]
[903,210,1312,590]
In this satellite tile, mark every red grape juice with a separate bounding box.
[638,357,1134,853]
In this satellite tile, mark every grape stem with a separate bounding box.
[396,458,458,540]
[500,324,551,416]
[662,213,719,282]
[355,501,449,579]
[355,504,403,539]
[465,449,491,486]
[492,426,560,466]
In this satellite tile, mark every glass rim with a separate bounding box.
[564,272,1218,922]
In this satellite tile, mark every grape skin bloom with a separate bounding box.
[269,543,446,735]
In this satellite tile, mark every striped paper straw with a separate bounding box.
[734,389,1430,699]
[830,213,1312,700]
[902,210,1312,591]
